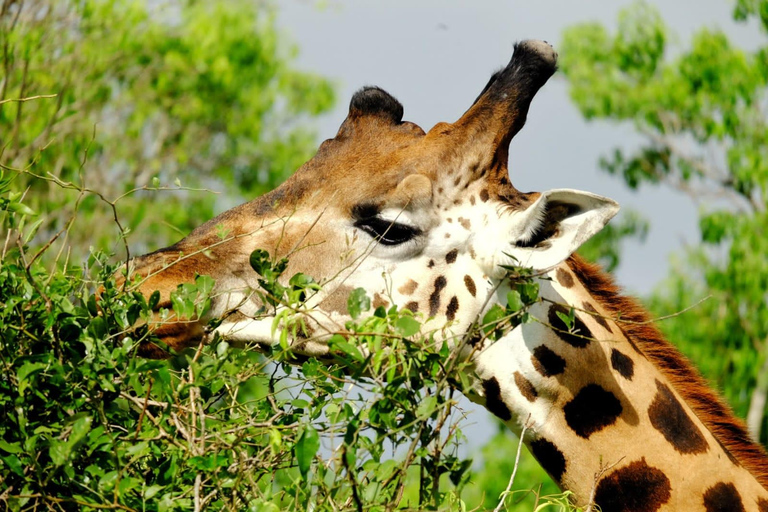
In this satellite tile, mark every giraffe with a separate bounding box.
[125,40,768,511]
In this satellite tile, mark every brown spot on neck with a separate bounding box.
[373,293,389,310]
[648,379,709,455]
[610,348,634,380]
[514,371,538,402]
[563,384,622,438]
[556,267,574,288]
[703,482,745,512]
[583,302,613,333]
[594,458,671,512]
[529,437,566,483]
[483,377,511,421]
[532,345,566,377]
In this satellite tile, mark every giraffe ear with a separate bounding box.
[506,189,620,271]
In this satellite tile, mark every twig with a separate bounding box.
[341,444,363,512]
[0,93,57,105]
[493,415,531,512]
[542,293,712,327]
[585,456,625,512]
[132,378,154,440]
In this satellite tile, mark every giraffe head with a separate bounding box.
[127,40,618,358]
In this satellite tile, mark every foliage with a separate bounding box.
[0,171,470,510]
[0,0,335,259]
[560,1,768,441]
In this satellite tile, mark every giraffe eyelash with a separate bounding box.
[354,217,422,246]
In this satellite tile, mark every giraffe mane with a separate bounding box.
[567,254,768,490]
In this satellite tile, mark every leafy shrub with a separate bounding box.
[0,169,483,510]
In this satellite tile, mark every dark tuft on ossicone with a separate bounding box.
[349,86,404,123]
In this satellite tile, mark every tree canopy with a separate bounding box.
[1,0,334,259]
[560,0,768,440]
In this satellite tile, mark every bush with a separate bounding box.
[0,169,482,510]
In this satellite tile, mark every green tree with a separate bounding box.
[559,0,768,441]
[2,4,485,509]
[1,0,334,259]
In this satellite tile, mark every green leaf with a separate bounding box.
[23,218,45,243]
[295,425,319,479]
[88,316,108,339]
[416,395,437,418]
[148,290,160,310]
[331,338,364,362]
[289,272,317,289]
[7,201,35,216]
[347,287,370,320]
[269,428,283,454]
[2,454,24,476]
[68,415,92,448]
[396,315,421,337]
[481,304,506,335]
[556,309,574,330]
[17,362,47,395]
[188,454,227,471]
[249,249,271,275]
[0,440,22,454]
[144,485,164,500]
[49,440,69,467]
[518,282,539,304]
[506,290,523,312]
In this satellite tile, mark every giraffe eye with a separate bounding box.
[354,217,421,246]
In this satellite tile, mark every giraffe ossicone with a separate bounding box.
[127,40,768,510]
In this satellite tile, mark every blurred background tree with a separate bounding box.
[560,0,768,441]
[0,0,335,260]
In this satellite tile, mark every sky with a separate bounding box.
[274,1,764,453]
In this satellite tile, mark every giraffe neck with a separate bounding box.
[468,256,768,511]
